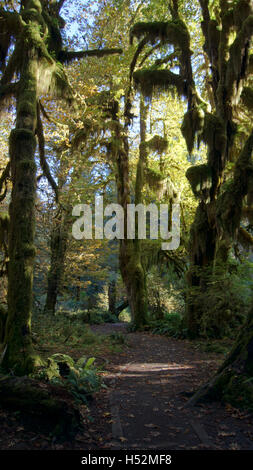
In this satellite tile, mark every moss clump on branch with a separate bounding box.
[145,167,165,186]
[143,135,168,153]
[133,69,187,98]
[186,164,212,200]
[130,20,190,50]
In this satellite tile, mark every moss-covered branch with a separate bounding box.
[58,48,123,64]
[130,20,190,51]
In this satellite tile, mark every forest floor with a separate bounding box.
[0,322,253,450]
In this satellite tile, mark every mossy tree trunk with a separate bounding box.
[111,96,148,329]
[0,1,123,374]
[44,208,69,315]
[3,49,42,374]
[119,97,148,329]
[184,1,253,337]
[187,305,253,409]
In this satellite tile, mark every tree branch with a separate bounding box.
[58,48,123,64]
[238,226,253,247]
[36,103,59,202]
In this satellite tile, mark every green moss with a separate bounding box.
[145,167,166,190]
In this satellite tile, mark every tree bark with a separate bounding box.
[117,96,148,329]
[44,209,69,315]
[2,42,42,373]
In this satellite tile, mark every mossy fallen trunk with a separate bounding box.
[186,306,253,410]
[0,375,82,436]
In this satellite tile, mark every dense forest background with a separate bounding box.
[0,0,253,448]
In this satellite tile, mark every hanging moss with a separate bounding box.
[133,69,187,98]
[181,107,205,154]
[226,14,253,102]
[216,131,253,238]
[186,164,212,200]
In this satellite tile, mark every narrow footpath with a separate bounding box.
[89,323,253,450]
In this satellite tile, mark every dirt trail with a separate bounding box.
[90,323,253,450]
[0,323,252,450]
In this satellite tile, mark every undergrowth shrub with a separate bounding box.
[36,353,105,405]
[187,259,253,338]
[149,312,185,338]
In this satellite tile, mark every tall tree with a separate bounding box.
[130,0,253,336]
[0,0,122,374]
